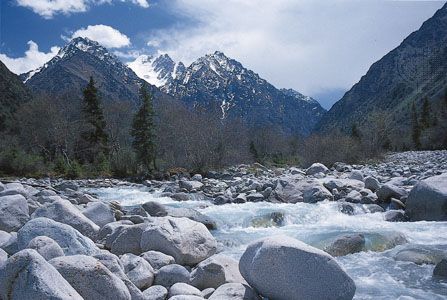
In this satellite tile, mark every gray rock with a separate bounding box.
[201,288,215,299]
[368,231,408,252]
[190,254,245,290]
[364,176,380,192]
[141,250,175,270]
[433,259,447,278]
[363,204,385,213]
[54,182,79,191]
[77,193,98,205]
[120,253,155,290]
[345,190,362,203]
[169,283,202,297]
[246,193,265,202]
[154,264,190,288]
[27,236,64,260]
[32,199,99,240]
[142,285,168,300]
[192,174,203,182]
[17,217,100,256]
[172,193,192,201]
[384,210,407,222]
[50,255,131,300]
[35,189,57,197]
[2,232,18,255]
[406,173,447,221]
[108,223,148,255]
[0,230,11,248]
[142,201,169,217]
[389,198,405,210]
[250,212,285,228]
[0,248,7,267]
[208,283,259,300]
[0,194,29,232]
[324,234,365,257]
[306,163,329,175]
[0,183,29,198]
[179,180,204,192]
[83,201,115,228]
[376,184,406,202]
[302,185,333,203]
[98,220,133,242]
[0,249,82,300]
[169,296,205,300]
[239,235,356,300]
[349,170,364,182]
[140,217,217,266]
[166,206,217,230]
[393,246,447,265]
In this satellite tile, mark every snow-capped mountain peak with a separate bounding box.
[128,53,179,87]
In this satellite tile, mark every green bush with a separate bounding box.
[110,148,138,178]
[0,148,46,177]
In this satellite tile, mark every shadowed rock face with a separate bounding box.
[317,3,447,147]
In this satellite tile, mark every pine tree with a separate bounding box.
[420,97,431,128]
[411,102,421,149]
[249,141,260,162]
[80,77,109,163]
[131,84,156,171]
[350,123,361,140]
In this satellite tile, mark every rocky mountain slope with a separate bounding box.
[130,51,326,136]
[21,37,171,106]
[317,3,447,148]
[0,61,33,131]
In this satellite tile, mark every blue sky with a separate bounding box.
[1,0,446,109]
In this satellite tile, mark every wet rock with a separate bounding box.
[363,204,385,214]
[208,283,259,300]
[32,199,100,240]
[0,248,7,267]
[364,176,380,192]
[179,180,204,192]
[239,235,356,300]
[303,184,333,203]
[406,173,447,221]
[306,163,329,175]
[0,194,29,232]
[324,234,365,257]
[369,231,408,252]
[26,236,64,260]
[339,202,355,215]
[172,192,192,201]
[246,193,265,202]
[50,255,131,300]
[140,250,175,270]
[433,259,447,278]
[2,232,18,255]
[393,246,447,265]
[0,249,82,300]
[140,217,217,266]
[345,190,362,203]
[54,182,79,191]
[83,201,115,228]
[349,170,364,182]
[384,210,407,222]
[376,184,406,202]
[250,212,286,228]
[17,217,100,256]
[190,254,245,290]
[153,264,190,288]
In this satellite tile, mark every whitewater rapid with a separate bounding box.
[88,186,447,300]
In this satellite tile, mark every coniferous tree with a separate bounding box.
[249,141,260,163]
[350,123,361,140]
[420,97,431,128]
[411,102,421,149]
[131,84,156,171]
[80,77,109,163]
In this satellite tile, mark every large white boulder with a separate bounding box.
[17,217,100,256]
[406,173,447,221]
[306,163,329,175]
[120,253,155,290]
[32,199,100,240]
[26,236,64,260]
[0,194,30,232]
[49,255,131,300]
[239,235,356,300]
[0,249,82,300]
[140,217,217,266]
[83,201,115,228]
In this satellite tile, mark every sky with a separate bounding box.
[0,0,446,109]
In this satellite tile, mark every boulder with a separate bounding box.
[368,231,408,252]
[246,193,265,202]
[0,183,29,198]
[208,283,259,300]
[349,170,364,182]
[17,217,100,256]
[32,199,99,240]
[153,264,190,288]
[0,230,11,248]
[169,283,202,298]
[202,288,215,298]
[376,184,406,202]
[54,182,79,191]
[49,255,131,300]
[384,210,407,222]
[275,179,332,203]
[324,234,365,257]
[0,194,29,232]
[239,235,356,300]
[302,185,333,203]
[179,180,204,192]
[83,201,115,228]
[107,223,147,255]
[433,259,447,278]
[0,249,82,300]
[2,232,18,255]
[120,253,155,290]
[306,163,329,175]
[190,254,245,290]
[364,177,380,192]
[27,236,64,260]
[250,212,286,228]
[142,285,168,300]
[393,246,447,265]
[405,173,447,221]
[140,217,217,266]
[169,296,205,300]
[140,250,175,270]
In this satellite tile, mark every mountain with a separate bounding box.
[0,60,33,131]
[130,51,326,135]
[21,37,169,105]
[317,3,447,148]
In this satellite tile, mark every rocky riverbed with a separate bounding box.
[1,150,447,299]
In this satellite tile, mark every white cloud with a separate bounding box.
[15,0,149,19]
[0,41,60,74]
[71,25,131,48]
[149,0,445,102]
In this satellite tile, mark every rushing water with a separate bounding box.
[88,186,447,300]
